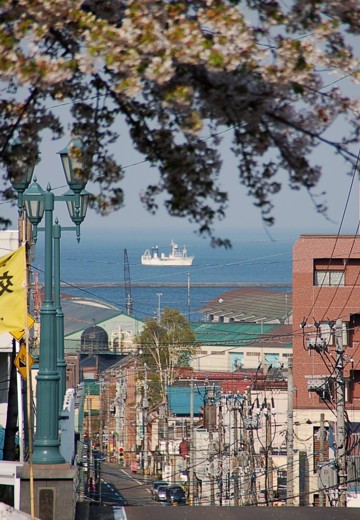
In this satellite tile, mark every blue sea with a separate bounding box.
[34,228,295,322]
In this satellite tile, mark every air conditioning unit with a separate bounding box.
[243,416,260,430]
[318,462,338,489]
[307,339,328,352]
[307,378,326,392]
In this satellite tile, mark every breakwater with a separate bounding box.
[61,282,291,288]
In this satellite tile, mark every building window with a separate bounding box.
[264,353,280,366]
[314,270,344,287]
[313,426,329,472]
[317,321,348,346]
[247,352,261,356]
[350,370,360,402]
[230,352,244,371]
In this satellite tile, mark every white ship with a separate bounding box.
[141,240,194,266]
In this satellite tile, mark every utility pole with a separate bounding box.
[265,398,274,506]
[335,319,347,507]
[88,388,93,473]
[245,387,256,505]
[106,381,111,463]
[205,381,216,505]
[99,380,103,455]
[218,396,224,506]
[233,397,239,506]
[319,413,326,507]
[287,360,294,505]
[187,272,191,322]
[189,376,194,506]
[157,292,162,321]
[163,369,170,477]
[143,364,149,475]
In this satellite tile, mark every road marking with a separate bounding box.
[113,506,127,520]
[120,469,143,486]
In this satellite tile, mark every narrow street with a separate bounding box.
[100,463,154,507]
[87,463,162,519]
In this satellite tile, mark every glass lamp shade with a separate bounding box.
[57,137,89,193]
[9,163,35,193]
[64,189,90,224]
[24,180,45,225]
[6,139,37,193]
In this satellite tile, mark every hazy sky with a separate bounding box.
[5,81,360,246]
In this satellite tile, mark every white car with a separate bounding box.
[151,480,168,500]
[156,485,168,502]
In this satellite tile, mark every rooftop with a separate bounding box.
[199,287,292,324]
[192,322,292,349]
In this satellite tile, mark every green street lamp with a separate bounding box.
[23,179,45,242]
[54,189,89,411]
[6,138,38,213]
[63,189,90,242]
[9,137,90,465]
[57,137,88,193]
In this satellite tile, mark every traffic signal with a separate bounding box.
[119,447,124,464]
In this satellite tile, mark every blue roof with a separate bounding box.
[167,386,203,415]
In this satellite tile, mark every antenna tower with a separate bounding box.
[124,249,133,315]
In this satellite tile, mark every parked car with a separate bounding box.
[166,485,186,504]
[151,480,168,500]
[156,485,168,502]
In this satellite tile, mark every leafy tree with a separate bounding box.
[136,308,198,403]
[0,1,359,242]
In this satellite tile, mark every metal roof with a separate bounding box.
[192,323,292,349]
[62,297,144,334]
[62,297,122,336]
[167,386,204,415]
[199,287,292,324]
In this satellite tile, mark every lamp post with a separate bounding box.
[9,138,90,465]
[54,187,89,412]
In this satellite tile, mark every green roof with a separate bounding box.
[192,322,292,348]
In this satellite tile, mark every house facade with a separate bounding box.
[292,234,360,506]
[191,323,292,372]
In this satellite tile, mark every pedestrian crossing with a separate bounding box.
[113,506,126,520]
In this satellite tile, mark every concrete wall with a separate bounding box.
[193,344,292,372]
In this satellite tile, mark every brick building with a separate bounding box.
[292,234,360,506]
[292,234,360,411]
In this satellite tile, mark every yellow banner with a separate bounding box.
[0,245,26,333]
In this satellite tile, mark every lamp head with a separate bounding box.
[6,138,38,193]
[6,138,38,214]
[57,137,90,193]
[23,178,45,242]
[23,178,45,226]
[63,189,90,224]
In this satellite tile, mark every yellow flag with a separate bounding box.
[0,245,26,333]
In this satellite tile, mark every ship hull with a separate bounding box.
[141,240,194,266]
[141,257,194,266]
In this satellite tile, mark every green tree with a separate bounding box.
[136,308,197,404]
[0,1,359,242]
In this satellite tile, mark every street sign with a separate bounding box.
[10,314,35,341]
[14,343,35,380]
